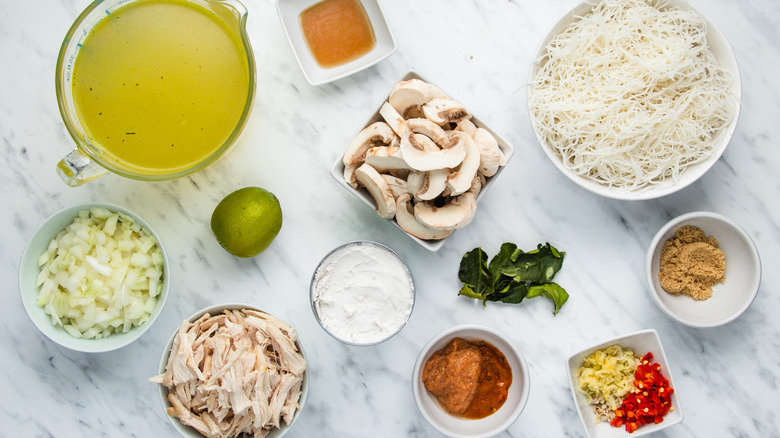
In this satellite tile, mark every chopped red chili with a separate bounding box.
[610,353,674,433]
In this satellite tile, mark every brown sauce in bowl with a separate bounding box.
[462,340,513,419]
[299,0,376,68]
[422,337,513,419]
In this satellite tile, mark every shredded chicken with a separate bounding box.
[150,309,306,438]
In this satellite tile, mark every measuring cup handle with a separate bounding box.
[56,149,107,187]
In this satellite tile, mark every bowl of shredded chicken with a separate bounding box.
[150,304,308,438]
[528,0,740,200]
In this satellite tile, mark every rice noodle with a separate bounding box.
[529,0,737,191]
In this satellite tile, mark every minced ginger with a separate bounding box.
[658,225,726,300]
[577,345,639,423]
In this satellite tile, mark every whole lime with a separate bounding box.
[210,187,282,257]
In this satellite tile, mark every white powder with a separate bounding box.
[312,242,414,345]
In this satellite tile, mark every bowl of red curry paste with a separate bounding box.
[412,325,530,437]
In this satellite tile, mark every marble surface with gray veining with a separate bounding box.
[2,0,779,436]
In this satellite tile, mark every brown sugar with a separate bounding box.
[658,225,725,300]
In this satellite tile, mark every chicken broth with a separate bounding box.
[299,0,376,68]
[71,0,250,175]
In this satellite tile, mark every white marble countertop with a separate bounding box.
[2,0,779,436]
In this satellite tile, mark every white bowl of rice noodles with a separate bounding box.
[528,0,740,200]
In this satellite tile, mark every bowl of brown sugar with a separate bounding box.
[646,212,761,327]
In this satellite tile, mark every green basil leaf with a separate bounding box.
[526,282,569,315]
[493,274,515,295]
[499,243,565,284]
[457,243,570,315]
[458,247,493,299]
[488,242,523,283]
[487,281,528,304]
[458,284,484,300]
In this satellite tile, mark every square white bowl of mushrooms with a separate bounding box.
[331,72,514,251]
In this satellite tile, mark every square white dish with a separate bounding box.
[276,0,396,86]
[566,329,684,438]
[329,71,515,251]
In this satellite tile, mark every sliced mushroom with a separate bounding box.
[342,122,396,188]
[344,164,359,189]
[430,85,448,99]
[342,122,396,167]
[416,168,449,200]
[446,132,481,195]
[355,163,396,220]
[473,128,503,177]
[395,193,453,240]
[399,131,466,171]
[348,79,505,240]
[414,191,477,230]
[423,99,471,125]
[456,119,477,137]
[365,145,410,172]
[406,171,426,197]
[387,168,411,180]
[411,133,440,152]
[470,174,485,197]
[379,102,409,137]
[442,174,483,199]
[381,174,408,198]
[406,118,448,145]
[389,79,448,118]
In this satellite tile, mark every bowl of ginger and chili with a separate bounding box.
[566,329,683,438]
[646,212,761,328]
[412,325,530,438]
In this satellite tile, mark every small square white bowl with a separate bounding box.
[330,71,514,251]
[566,329,683,438]
[276,0,396,85]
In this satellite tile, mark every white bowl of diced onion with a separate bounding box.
[19,203,169,353]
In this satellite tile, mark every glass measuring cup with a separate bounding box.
[55,0,256,186]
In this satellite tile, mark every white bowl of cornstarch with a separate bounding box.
[528,0,741,200]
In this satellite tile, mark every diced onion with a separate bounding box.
[36,207,164,339]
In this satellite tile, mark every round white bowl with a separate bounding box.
[310,241,415,346]
[527,0,741,200]
[412,325,530,438]
[156,303,308,438]
[646,212,761,327]
[18,202,170,353]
